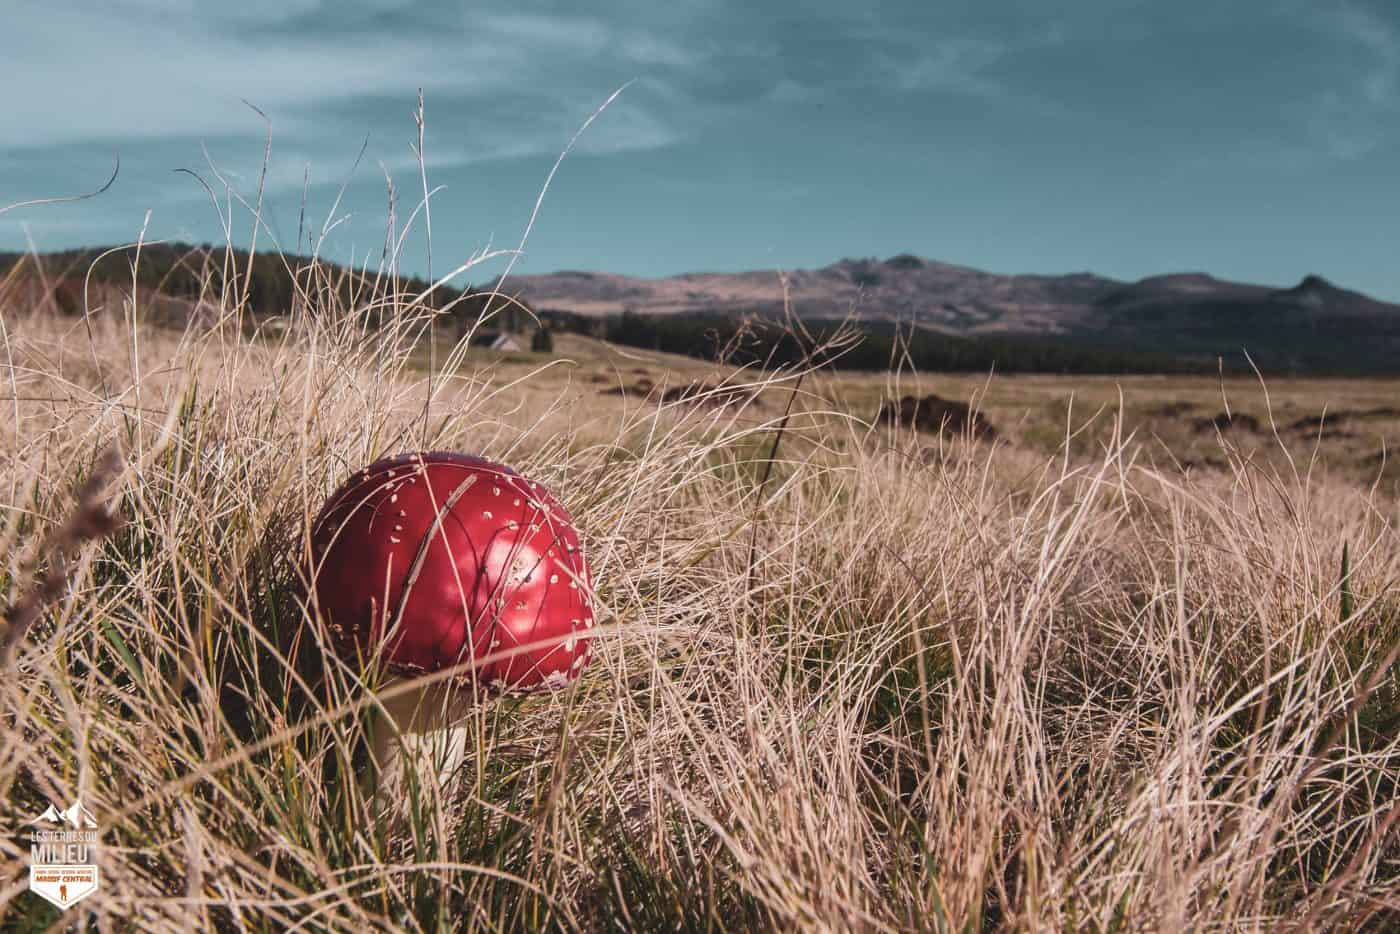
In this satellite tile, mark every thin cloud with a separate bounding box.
[888,38,1009,97]
[1292,2,1400,161]
[4,4,487,147]
[869,25,1073,117]
[1336,2,1400,106]
[4,0,696,150]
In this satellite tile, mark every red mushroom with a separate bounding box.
[305,451,595,795]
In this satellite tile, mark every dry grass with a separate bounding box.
[0,240,1397,932]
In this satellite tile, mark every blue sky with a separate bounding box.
[5,0,1400,298]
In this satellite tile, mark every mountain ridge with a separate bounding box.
[6,245,1400,372]
[510,253,1400,333]
[509,253,1400,371]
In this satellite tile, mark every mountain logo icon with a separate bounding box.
[27,797,101,910]
[32,800,97,829]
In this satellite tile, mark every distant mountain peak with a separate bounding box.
[1270,272,1379,313]
[1138,272,1220,286]
[501,252,1400,372]
[883,253,926,269]
[1295,273,1336,292]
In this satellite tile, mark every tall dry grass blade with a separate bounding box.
[1,445,124,670]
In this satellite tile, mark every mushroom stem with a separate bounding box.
[363,679,472,812]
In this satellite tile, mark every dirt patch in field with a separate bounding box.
[1145,401,1196,418]
[600,379,761,409]
[600,377,655,397]
[877,394,996,440]
[660,382,760,407]
[1288,407,1400,432]
[1360,447,1400,468]
[1194,412,1260,433]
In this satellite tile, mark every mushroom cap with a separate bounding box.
[307,452,594,691]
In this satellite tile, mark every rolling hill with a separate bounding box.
[512,255,1400,373]
[7,244,1400,372]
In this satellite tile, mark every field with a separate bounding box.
[1,265,1398,931]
